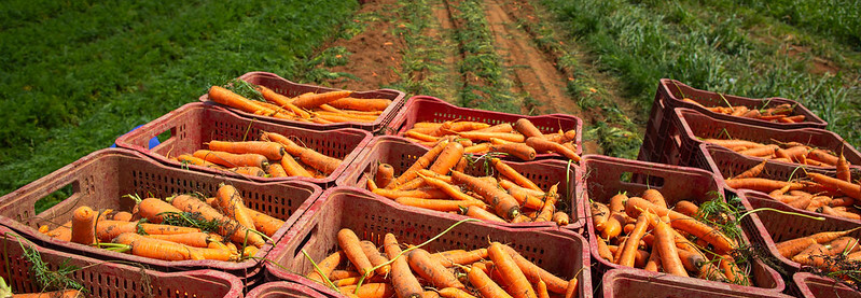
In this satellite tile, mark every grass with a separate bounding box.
[0,0,360,196]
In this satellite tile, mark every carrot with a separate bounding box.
[463,205,506,223]
[438,288,478,298]
[409,248,465,289]
[654,219,688,277]
[95,220,200,242]
[260,132,342,174]
[488,159,541,193]
[373,188,450,200]
[725,178,804,192]
[209,86,275,116]
[719,255,745,284]
[209,141,285,160]
[536,184,559,223]
[641,189,666,208]
[230,166,266,177]
[452,171,521,220]
[601,213,625,240]
[11,290,83,298]
[458,131,525,143]
[328,97,392,112]
[339,283,395,298]
[291,90,352,109]
[513,119,545,139]
[525,137,580,162]
[338,229,375,278]
[703,139,765,149]
[383,234,423,298]
[448,121,491,132]
[254,85,311,118]
[676,249,707,272]
[386,140,450,189]
[137,198,182,224]
[176,154,225,169]
[733,160,768,180]
[112,233,204,260]
[489,242,537,298]
[837,152,851,182]
[553,212,570,226]
[499,180,545,197]
[738,144,779,157]
[808,173,861,199]
[193,150,268,170]
[467,264,513,298]
[491,143,537,161]
[464,143,492,154]
[266,163,288,178]
[244,208,284,238]
[563,277,578,298]
[596,236,614,262]
[168,195,265,248]
[70,206,97,245]
[280,152,314,178]
[307,251,344,283]
[433,248,488,267]
[673,200,699,218]
[619,213,650,268]
[808,149,839,166]
[775,238,816,258]
[145,232,216,248]
[396,197,484,212]
[429,142,465,175]
[824,237,861,255]
[419,173,485,204]
[213,184,256,232]
[644,245,661,272]
[498,244,568,294]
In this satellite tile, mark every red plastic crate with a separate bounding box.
[738,190,861,275]
[115,102,373,185]
[0,225,243,298]
[198,71,407,133]
[792,272,861,298]
[602,269,794,298]
[671,107,861,170]
[0,148,321,284]
[580,155,785,293]
[658,79,827,129]
[264,187,592,298]
[246,282,327,298]
[336,136,585,230]
[387,95,584,158]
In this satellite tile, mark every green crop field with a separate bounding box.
[1,0,859,201]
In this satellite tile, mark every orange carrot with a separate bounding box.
[491,143,537,161]
[213,184,256,231]
[338,229,375,278]
[536,184,559,223]
[597,237,614,262]
[491,158,541,192]
[433,248,488,267]
[513,119,545,139]
[553,212,570,226]
[474,123,514,133]
[230,166,266,177]
[292,90,352,109]
[489,242,537,298]
[168,195,265,248]
[525,137,580,162]
[644,245,661,272]
[395,197,485,212]
[95,220,200,242]
[386,140,450,189]
[209,86,274,116]
[209,141,285,160]
[306,251,344,283]
[145,232,216,248]
[733,160,768,180]
[372,164,394,189]
[358,241,391,276]
[373,188,450,200]
[113,233,204,261]
[266,163,288,178]
[563,277,578,298]
[255,85,311,118]
[619,213,650,268]
[458,131,525,143]
[463,205,506,223]
[260,132,342,174]
[279,152,314,178]
[245,208,284,237]
[329,97,392,112]
[383,233,423,298]
[498,244,569,294]
[193,150,268,170]
[738,145,779,157]
[438,288,478,298]
[137,198,183,224]
[429,142,465,175]
[467,264,513,298]
[418,173,485,204]
[409,248,465,289]
[339,283,394,298]
[176,154,225,169]
[808,149,839,166]
[808,173,861,199]
[673,200,699,218]
[837,151,851,182]
[725,178,804,192]
[451,171,521,220]
[641,189,666,208]
[70,206,97,245]
[654,219,688,277]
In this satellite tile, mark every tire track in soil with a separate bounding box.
[482,0,582,116]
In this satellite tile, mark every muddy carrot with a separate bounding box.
[808,149,839,166]
[383,233,423,298]
[553,212,570,226]
[452,171,521,220]
[209,141,285,160]
[467,264,513,298]
[409,248,465,289]
[214,184,256,231]
[338,229,375,278]
[70,206,97,245]
[137,198,183,224]
[267,163,288,178]
[491,143,537,161]
[359,241,391,276]
[489,242,537,298]
[396,197,484,212]
[307,251,345,283]
[112,233,203,261]
[193,150,268,170]
[433,248,488,267]
[463,205,506,223]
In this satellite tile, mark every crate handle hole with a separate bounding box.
[293,224,319,259]
[34,181,79,218]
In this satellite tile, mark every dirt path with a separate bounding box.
[483,0,581,116]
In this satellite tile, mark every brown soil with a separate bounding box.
[779,44,842,75]
[322,0,405,90]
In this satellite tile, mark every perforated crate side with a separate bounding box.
[657,78,827,129]
[266,186,592,298]
[580,155,785,293]
[246,282,328,298]
[0,226,243,298]
[387,95,584,158]
[0,148,322,282]
[198,71,407,133]
[115,102,373,186]
[791,272,861,298]
[602,269,794,298]
[336,135,585,230]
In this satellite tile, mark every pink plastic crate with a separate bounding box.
[602,269,794,298]
[0,225,243,298]
[580,155,785,293]
[792,272,861,298]
[336,136,585,230]
[738,190,861,275]
[670,107,861,170]
[0,148,321,284]
[265,187,592,298]
[198,71,407,133]
[115,102,372,185]
[387,95,584,158]
[246,282,327,298]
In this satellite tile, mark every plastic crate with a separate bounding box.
[602,269,794,298]
[792,272,861,298]
[0,225,243,298]
[115,102,373,186]
[335,136,585,230]
[246,282,327,298]
[387,95,584,158]
[580,155,785,293]
[265,187,592,298]
[737,190,861,275]
[198,71,407,133]
[0,148,322,284]
[671,107,861,170]
[657,79,827,130]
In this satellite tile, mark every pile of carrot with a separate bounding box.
[208,84,392,124]
[724,160,861,221]
[305,228,579,298]
[774,227,861,274]
[590,190,749,284]
[366,139,570,226]
[0,289,82,298]
[402,118,580,162]
[169,131,342,179]
[38,184,284,262]
[703,138,850,168]
[683,99,806,124]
